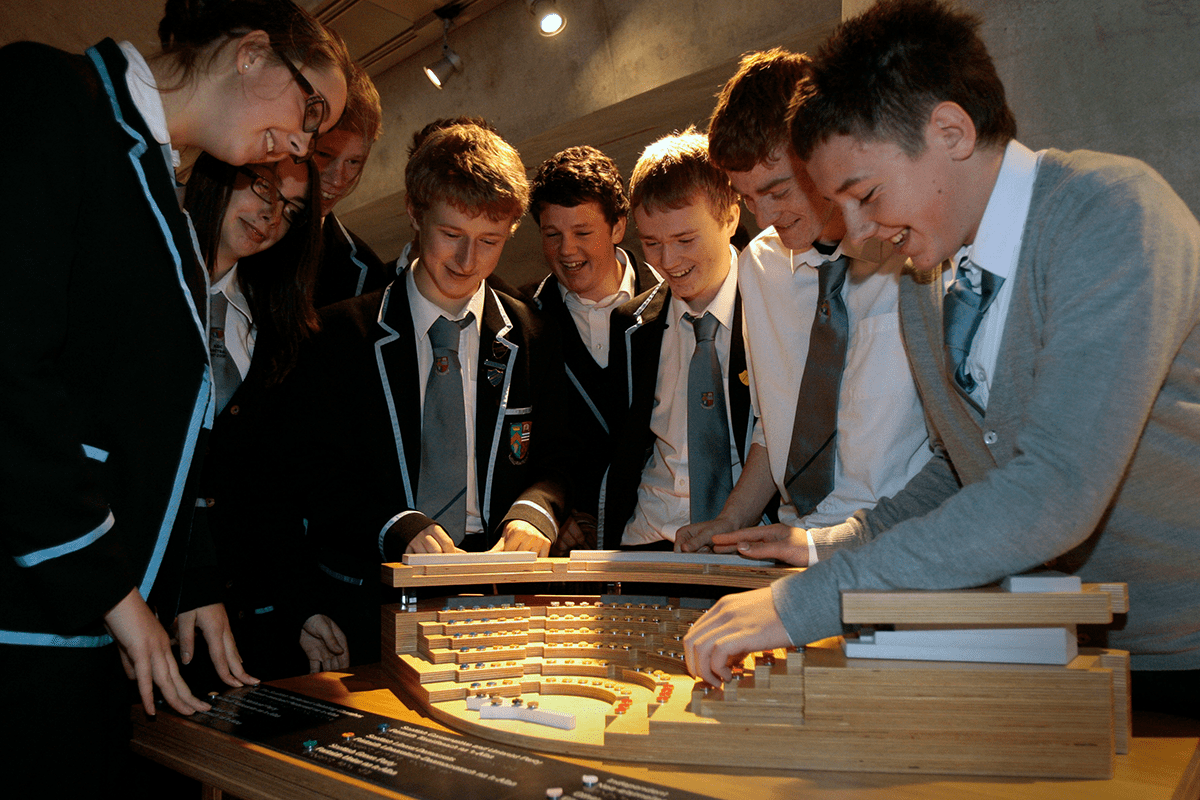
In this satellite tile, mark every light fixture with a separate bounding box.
[424,14,462,89]
[528,0,565,37]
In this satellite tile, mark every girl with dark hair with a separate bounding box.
[0,0,350,788]
[185,154,327,681]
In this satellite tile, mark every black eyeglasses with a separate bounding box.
[271,43,328,162]
[238,166,307,226]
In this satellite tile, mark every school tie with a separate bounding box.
[685,312,733,523]
[416,314,473,543]
[208,291,242,415]
[943,257,1003,393]
[784,255,849,516]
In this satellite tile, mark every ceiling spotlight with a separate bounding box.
[424,16,462,89]
[528,0,565,37]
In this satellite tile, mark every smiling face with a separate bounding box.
[313,129,370,217]
[806,128,974,271]
[634,194,737,312]
[726,147,838,251]
[203,34,347,166]
[538,200,627,301]
[216,163,307,277]
[410,199,515,313]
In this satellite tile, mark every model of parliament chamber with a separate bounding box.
[382,551,1130,779]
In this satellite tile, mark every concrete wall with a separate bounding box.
[341,0,1200,285]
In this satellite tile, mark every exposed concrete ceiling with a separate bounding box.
[0,0,504,75]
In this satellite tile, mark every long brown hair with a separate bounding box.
[185,152,321,386]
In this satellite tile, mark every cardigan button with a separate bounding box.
[983,430,998,445]
[205,497,216,507]
[229,404,240,415]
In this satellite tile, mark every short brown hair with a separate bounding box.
[708,48,812,173]
[629,129,738,226]
[331,61,382,142]
[404,122,529,231]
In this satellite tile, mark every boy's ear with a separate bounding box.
[928,101,978,161]
[610,215,628,244]
[723,202,741,239]
[406,199,421,233]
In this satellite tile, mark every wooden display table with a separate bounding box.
[130,665,1200,800]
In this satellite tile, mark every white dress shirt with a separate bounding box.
[622,248,743,545]
[118,41,179,171]
[209,264,254,379]
[406,263,487,535]
[557,247,637,369]
[740,232,930,546]
[947,140,1043,409]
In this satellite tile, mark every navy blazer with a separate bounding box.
[1,39,214,644]
[522,250,661,518]
[599,282,756,548]
[273,271,572,584]
[312,213,393,310]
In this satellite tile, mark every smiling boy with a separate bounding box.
[309,63,392,308]
[684,0,1200,717]
[675,48,929,560]
[524,147,661,552]
[273,122,571,665]
[602,130,755,549]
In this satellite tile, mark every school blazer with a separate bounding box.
[598,283,755,548]
[312,213,393,310]
[280,273,572,583]
[0,39,213,644]
[523,251,661,517]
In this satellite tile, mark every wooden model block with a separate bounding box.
[377,562,1127,780]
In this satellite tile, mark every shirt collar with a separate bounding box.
[117,41,178,168]
[407,258,485,342]
[210,263,251,320]
[790,240,846,272]
[670,244,739,330]
[960,139,1042,280]
[558,247,637,310]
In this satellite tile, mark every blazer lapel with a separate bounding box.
[614,283,670,411]
[375,280,422,504]
[476,285,517,526]
[88,39,207,350]
[728,289,752,461]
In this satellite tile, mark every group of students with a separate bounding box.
[3,0,1199,789]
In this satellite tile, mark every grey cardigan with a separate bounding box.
[773,149,1200,671]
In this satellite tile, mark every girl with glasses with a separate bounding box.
[183,153,325,684]
[0,0,350,790]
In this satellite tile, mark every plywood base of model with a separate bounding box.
[382,590,1130,779]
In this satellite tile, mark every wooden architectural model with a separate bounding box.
[381,552,1130,779]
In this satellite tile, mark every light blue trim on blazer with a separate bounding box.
[482,287,517,525]
[86,45,212,602]
[0,630,113,647]
[15,512,115,568]
[373,284,416,507]
[334,215,371,296]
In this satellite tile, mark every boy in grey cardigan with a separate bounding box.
[684,0,1200,717]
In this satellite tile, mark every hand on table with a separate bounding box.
[175,602,259,687]
[710,523,811,566]
[683,586,791,687]
[491,520,552,557]
[104,588,210,717]
[675,517,739,553]
[550,512,597,556]
[406,523,462,554]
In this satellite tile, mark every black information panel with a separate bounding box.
[184,685,716,800]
